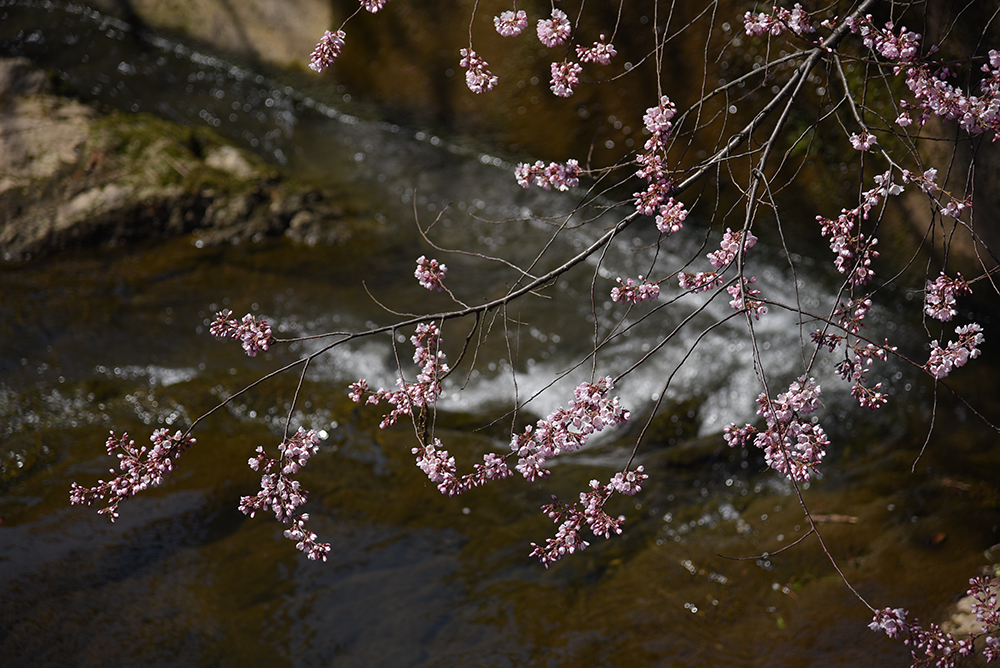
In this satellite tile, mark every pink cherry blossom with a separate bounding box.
[494,10,528,37]
[530,464,646,567]
[835,297,872,334]
[550,60,583,97]
[576,35,617,65]
[868,593,993,668]
[348,322,450,428]
[412,438,461,494]
[678,271,723,293]
[210,309,272,357]
[309,30,345,73]
[707,228,758,268]
[611,276,660,304]
[816,171,904,286]
[727,376,828,481]
[926,323,984,379]
[537,9,571,47]
[609,466,647,495]
[415,255,448,292]
[459,48,498,94]
[634,96,680,224]
[835,340,895,410]
[849,131,877,151]
[70,429,197,521]
[743,4,815,37]
[655,197,688,234]
[924,272,971,322]
[361,0,390,12]
[514,159,580,191]
[901,167,938,193]
[240,428,331,561]
[510,377,630,482]
[727,277,766,319]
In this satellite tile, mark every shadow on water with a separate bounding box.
[2,2,1000,667]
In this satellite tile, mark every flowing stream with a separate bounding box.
[2,2,999,667]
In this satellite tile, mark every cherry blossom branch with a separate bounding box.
[74,4,1000,642]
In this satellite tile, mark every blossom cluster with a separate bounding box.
[678,228,762,317]
[642,95,677,148]
[727,277,766,320]
[849,131,877,151]
[834,296,872,335]
[870,607,975,668]
[411,440,513,496]
[707,227,758,268]
[924,272,971,322]
[361,0,390,13]
[415,255,447,292]
[536,9,571,48]
[610,276,660,304]
[348,322,449,429]
[810,330,843,353]
[904,55,1000,136]
[411,438,456,491]
[634,96,689,233]
[514,159,580,191]
[240,428,331,561]
[835,341,895,410]
[550,60,583,97]
[850,16,1000,137]
[356,370,638,565]
[654,197,688,234]
[926,323,984,379]
[678,270,723,293]
[530,495,594,566]
[939,195,972,220]
[901,167,939,194]
[743,3,816,37]
[494,10,528,37]
[816,170,903,287]
[970,575,1000,634]
[816,297,895,410]
[870,576,1000,666]
[725,376,829,482]
[459,48,498,94]
[70,429,196,520]
[308,30,345,73]
[529,466,647,567]
[210,308,272,357]
[509,377,630,482]
[849,17,920,62]
[576,35,617,65]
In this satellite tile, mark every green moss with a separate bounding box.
[85,112,274,192]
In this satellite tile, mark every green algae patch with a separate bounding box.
[84,112,275,192]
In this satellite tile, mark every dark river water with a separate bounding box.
[2,2,999,666]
